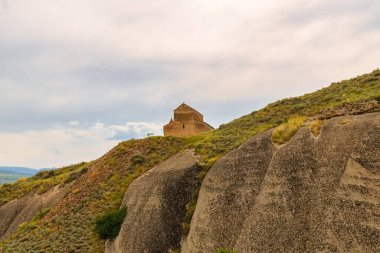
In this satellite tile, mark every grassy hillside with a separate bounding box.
[0,137,186,252]
[0,69,379,252]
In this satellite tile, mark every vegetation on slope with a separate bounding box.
[309,119,325,137]
[271,116,306,145]
[1,137,186,252]
[0,69,379,252]
[188,69,380,160]
[95,206,127,239]
[0,163,89,206]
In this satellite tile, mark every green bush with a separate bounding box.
[35,170,57,179]
[64,167,88,184]
[95,206,127,239]
[33,208,51,222]
[19,221,37,233]
[131,155,146,166]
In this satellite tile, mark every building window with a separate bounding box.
[183,124,185,129]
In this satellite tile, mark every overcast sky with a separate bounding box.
[0,0,379,169]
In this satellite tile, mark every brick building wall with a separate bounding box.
[163,104,213,137]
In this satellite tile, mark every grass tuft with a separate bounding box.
[309,119,324,137]
[272,116,306,144]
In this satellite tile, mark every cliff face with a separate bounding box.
[0,185,68,240]
[105,150,200,253]
[183,112,380,252]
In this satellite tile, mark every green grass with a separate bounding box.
[1,69,379,252]
[272,116,306,144]
[188,68,380,160]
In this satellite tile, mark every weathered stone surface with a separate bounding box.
[183,113,380,253]
[314,99,379,120]
[105,150,200,253]
[0,185,68,239]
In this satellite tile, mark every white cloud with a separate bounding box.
[1,0,379,106]
[0,121,163,168]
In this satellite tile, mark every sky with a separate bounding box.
[0,0,379,169]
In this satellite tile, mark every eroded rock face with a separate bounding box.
[0,185,68,239]
[106,150,200,253]
[183,113,380,253]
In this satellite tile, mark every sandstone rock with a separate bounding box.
[314,100,379,120]
[0,185,68,239]
[183,112,380,253]
[106,150,200,253]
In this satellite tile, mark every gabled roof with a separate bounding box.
[174,103,203,116]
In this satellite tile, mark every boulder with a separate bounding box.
[106,150,200,253]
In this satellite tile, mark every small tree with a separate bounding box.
[131,155,145,166]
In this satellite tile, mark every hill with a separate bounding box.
[0,69,379,252]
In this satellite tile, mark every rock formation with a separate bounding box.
[0,185,68,239]
[183,112,380,252]
[105,150,200,253]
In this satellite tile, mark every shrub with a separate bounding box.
[131,155,146,166]
[272,115,306,144]
[19,221,37,233]
[64,167,88,184]
[94,206,127,239]
[33,208,51,221]
[35,170,57,179]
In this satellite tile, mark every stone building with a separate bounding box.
[163,103,214,137]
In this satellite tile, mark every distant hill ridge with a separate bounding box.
[0,167,37,175]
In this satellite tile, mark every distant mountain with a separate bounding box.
[0,167,37,175]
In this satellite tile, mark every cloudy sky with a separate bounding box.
[0,0,379,169]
